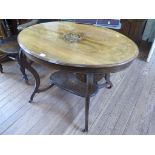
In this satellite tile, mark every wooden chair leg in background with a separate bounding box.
[17,50,28,81]
[0,54,7,73]
[0,63,3,73]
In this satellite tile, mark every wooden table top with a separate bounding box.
[18,22,139,68]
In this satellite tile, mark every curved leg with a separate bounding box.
[19,50,40,103]
[28,68,40,103]
[17,49,28,82]
[0,63,3,73]
[19,50,54,103]
[28,68,54,102]
[82,73,94,132]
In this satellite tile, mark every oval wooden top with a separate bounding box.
[18,22,139,68]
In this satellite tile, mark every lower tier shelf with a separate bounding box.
[50,71,99,97]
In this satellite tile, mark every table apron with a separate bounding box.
[22,50,133,74]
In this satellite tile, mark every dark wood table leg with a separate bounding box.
[50,71,113,132]
[105,73,113,89]
[19,50,40,102]
[82,73,94,132]
[0,63,3,73]
[28,69,40,103]
[17,49,28,82]
[19,50,54,103]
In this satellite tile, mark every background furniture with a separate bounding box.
[0,36,28,80]
[119,19,147,44]
[0,22,6,39]
[0,20,40,80]
[0,52,7,72]
[63,19,121,29]
[0,19,59,79]
[142,19,155,62]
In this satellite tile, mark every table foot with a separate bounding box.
[105,73,113,89]
[29,92,38,103]
[97,73,113,89]
[82,128,88,133]
[29,83,55,103]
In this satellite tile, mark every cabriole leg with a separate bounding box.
[19,50,40,103]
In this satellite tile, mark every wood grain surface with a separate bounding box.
[18,22,139,68]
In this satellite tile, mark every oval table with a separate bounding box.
[18,22,139,132]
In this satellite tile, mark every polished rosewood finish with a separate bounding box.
[18,21,138,68]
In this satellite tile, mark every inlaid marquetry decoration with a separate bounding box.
[18,22,139,68]
[63,33,84,43]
